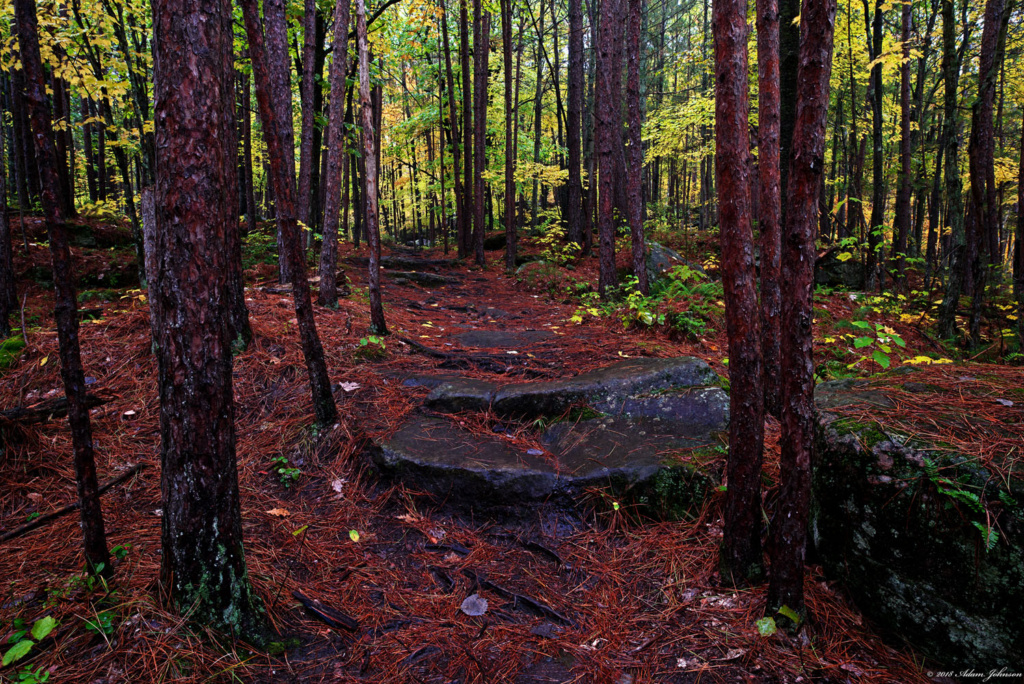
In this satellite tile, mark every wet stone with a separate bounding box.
[454,329,555,349]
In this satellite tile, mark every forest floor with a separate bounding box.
[1,216,1019,683]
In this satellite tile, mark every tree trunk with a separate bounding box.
[0,108,14,337]
[460,0,474,259]
[473,6,491,267]
[626,0,648,295]
[357,0,388,335]
[319,0,352,308]
[297,0,319,246]
[567,0,585,248]
[1016,112,1024,347]
[501,0,517,271]
[440,0,463,255]
[151,0,267,642]
[865,0,884,291]
[595,0,624,295]
[714,0,765,587]
[892,0,912,287]
[15,0,110,575]
[241,0,339,427]
[757,0,782,418]
[242,70,258,235]
[767,0,837,626]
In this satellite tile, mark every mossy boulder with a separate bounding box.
[811,398,1024,669]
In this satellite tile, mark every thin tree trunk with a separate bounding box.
[15,0,110,575]
[460,0,474,259]
[319,0,352,308]
[357,0,388,335]
[501,0,517,271]
[758,0,782,418]
[440,0,463,254]
[242,70,258,235]
[473,5,491,266]
[241,0,339,427]
[0,106,14,337]
[626,0,648,295]
[151,0,267,641]
[767,0,837,625]
[595,0,624,294]
[567,0,584,248]
[892,0,912,287]
[298,0,319,245]
[715,0,765,587]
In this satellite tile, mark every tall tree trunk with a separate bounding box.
[1015,112,1024,347]
[319,0,352,308]
[241,0,339,427]
[567,0,585,248]
[626,0,648,295]
[15,0,110,575]
[865,0,884,290]
[715,0,765,587]
[242,69,258,235]
[357,0,388,335]
[531,2,546,234]
[936,0,970,338]
[151,0,267,641]
[441,0,463,255]
[757,0,782,418]
[892,0,912,287]
[595,0,624,295]
[501,0,517,271]
[297,0,319,245]
[0,107,14,337]
[473,5,491,266]
[767,0,837,625]
[460,0,474,259]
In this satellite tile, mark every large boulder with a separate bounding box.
[814,250,865,290]
[645,242,707,286]
[812,381,1024,670]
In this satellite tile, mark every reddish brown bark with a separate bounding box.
[626,0,648,296]
[473,4,491,267]
[241,0,339,427]
[15,0,110,575]
[319,0,352,308]
[460,0,474,259]
[757,0,782,418]
[501,0,516,271]
[767,0,837,624]
[357,0,388,335]
[714,0,765,586]
[566,0,584,248]
[892,0,912,287]
[151,0,267,641]
[595,0,625,295]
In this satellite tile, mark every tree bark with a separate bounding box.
[15,0,110,575]
[1016,112,1024,347]
[757,0,782,418]
[319,0,352,308]
[501,0,517,271]
[626,0,648,296]
[865,0,884,290]
[595,0,624,295]
[298,0,319,246]
[0,104,14,337]
[440,0,463,255]
[357,0,388,335]
[714,0,765,587]
[892,0,912,287]
[767,0,837,625]
[241,0,339,427]
[460,0,474,259]
[151,0,267,641]
[473,4,491,266]
[567,0,585,248]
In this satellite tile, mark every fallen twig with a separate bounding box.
[0,464,147,544]
[292,590,359,631]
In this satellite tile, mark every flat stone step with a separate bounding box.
[425,356,720,418]
[453,329,555,349]
[370,412,722,516]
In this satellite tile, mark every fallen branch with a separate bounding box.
[1,393,108,425]
[462,569,571,625]
[0,464,147,544]
[292,590,359,631]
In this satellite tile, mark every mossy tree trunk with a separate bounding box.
[151,0,267,643]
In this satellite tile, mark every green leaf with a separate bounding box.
[853,336,874,348]
[292,525,309,537]
[872,349,891,368]
[2,639,33,667]
[349,529,360,542]
[850,320,872,329]
[755,617,777,636]
[30,617,56,641]
[891,334,907,348]
[777,604,801,624]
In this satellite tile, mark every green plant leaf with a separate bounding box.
[2,639,34,667]
[850,320,872,329]
[30,617,56,642]
[777,605,801,624]
[872,349,891,368]
[349,529,360,543]
[853,336,874,348]
[755,617,777,636]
